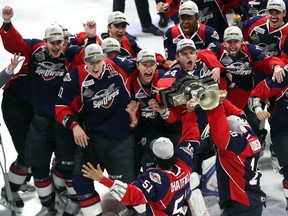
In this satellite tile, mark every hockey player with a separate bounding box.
[205,91,266,215]
[156,38,245,210]
[101,11,168,68]
[199,25,285,110]
[0,5,92,215]
[157,38,225,170]
[101,37,121,60]
[248,66,288,210]
[242,0,288,173]
[198,26,285,139]
[82,136,197,216]
[241,0,288,20]
[243,0,288,64]
[127,49,167,173]
[55,44,137,216]
[157,0,243,39]
[0,6,42,210]
[163,1,220,62]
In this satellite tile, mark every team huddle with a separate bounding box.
[1,0,288,216]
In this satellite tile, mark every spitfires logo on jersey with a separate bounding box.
[35,61,66,81]
[257,43,278,56]
[198,7,213,24]
[221,53,233,66]
[225,62,252,75]
[141,107,158,119]
[89,83,120,108]
[250,33,260,44]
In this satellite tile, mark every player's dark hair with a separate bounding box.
[154,154,176,170]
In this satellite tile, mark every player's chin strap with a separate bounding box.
[110,180,146,214]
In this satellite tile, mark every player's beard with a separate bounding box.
[229,48,241,58]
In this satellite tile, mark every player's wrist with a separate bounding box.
[254,106,262,115]
[5,66,13,75]
[63,115,78,129]
[160,108,170,120]
[129,118,138,128]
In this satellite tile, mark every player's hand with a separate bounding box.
[83,20,97,38]
[72,125,89,148]
[165,60,177,68]
[2,6,13,23]
[125,100,139,121]
[218,90,227,104]
[82,163,103,182]
[256,110,270,121]
[8,53,24,73]
[272,65,285,83]
[225,72,232,82]
[148,99,166,114]
[186,98,198,112]
[152,86,164,95]
[208,67,221,83]
[156,2,170,13]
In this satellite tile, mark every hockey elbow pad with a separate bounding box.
[110,180,128,201]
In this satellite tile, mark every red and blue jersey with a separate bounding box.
[100,139,198,215]
[156,61,216,139]
[207,105,266,208]
[242,0,288,21]
[24,46,68,118]
[0,22,84,117]
[164,0,242,40]
[55,57,137,139]
[198,41,284,109]
[164,23,219,60]
[101,33,166,64]
[250,67,288,135]
[0,23,69,117]
[129,69,166,139]
[243,16,288,64]
[0,23,42,98]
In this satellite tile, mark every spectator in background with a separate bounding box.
[112,0,163,37]
[155,0,169,28]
